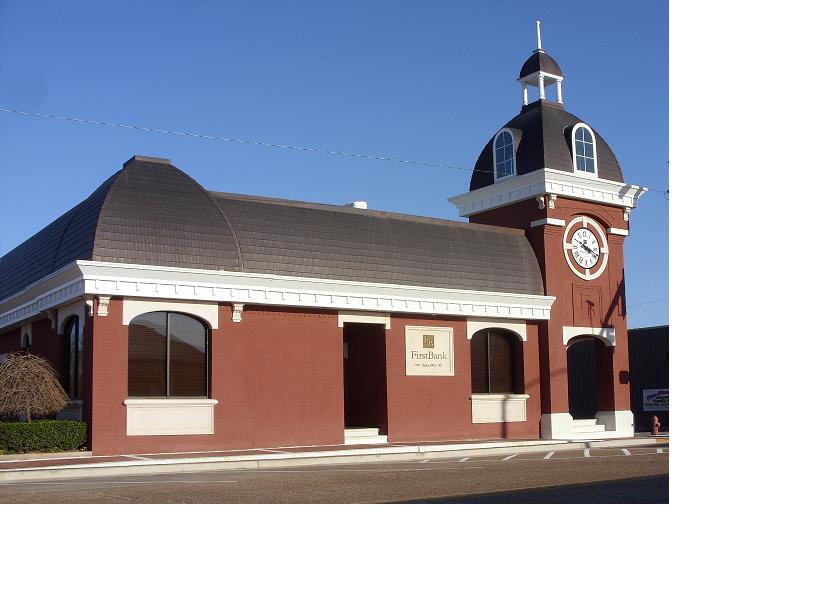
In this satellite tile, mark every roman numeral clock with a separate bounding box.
[563,215,609,280]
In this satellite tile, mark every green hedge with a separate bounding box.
[0,420,87,454]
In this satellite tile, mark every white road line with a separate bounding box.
[459,457,470,462]
[622,448,631,456]
[420,459,430,463]
[584,449,591,458]
[544,451,555,460]
[502,454,518,461]
[657,448,664,454]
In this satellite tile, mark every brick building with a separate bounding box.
[0,40,647,455]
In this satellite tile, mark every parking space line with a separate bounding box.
[458,457,469,462]
[584,449,591,458]
[420,459,430,463]
[502,454,518,461]
[622,448,631,456]
[544,451,555,460]
[657,448,664,454]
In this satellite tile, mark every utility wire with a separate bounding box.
[0,107,669,195]
[627,297,668,309]
[0,107,492,174]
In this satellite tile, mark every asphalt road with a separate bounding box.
[0,446,668,504]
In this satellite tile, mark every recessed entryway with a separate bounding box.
[343,322,388,444]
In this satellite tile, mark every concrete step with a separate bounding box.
[572,419,598,426]
[344,428,381,439]
[343,428,388,445]
[572,424,607,433]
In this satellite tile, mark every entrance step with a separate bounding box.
[343,428,388,445]
[571,419,607,433]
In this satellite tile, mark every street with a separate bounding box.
[0,445,668,504]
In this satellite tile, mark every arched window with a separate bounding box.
[128,312,209,398]
[470,328,522,394]
[493,129,516,180]
[62,315,82,400]
[572,124,597,175]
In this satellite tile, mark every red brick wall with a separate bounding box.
[384,315,541,442]
[472,195,631,416]
[0,318,62,379]
[89,299,344,455]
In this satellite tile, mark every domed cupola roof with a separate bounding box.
[519,50,563,80]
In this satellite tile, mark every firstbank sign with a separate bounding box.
[405,326,454,376]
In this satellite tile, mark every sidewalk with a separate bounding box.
[0,434,669,483]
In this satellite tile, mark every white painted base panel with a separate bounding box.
[471,394,529,423]
[125,399,217,436]
[541,410,634,440]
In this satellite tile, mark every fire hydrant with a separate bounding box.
[651,414,661,436]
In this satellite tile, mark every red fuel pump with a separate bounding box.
[651,414,661,436]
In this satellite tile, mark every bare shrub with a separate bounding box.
[0,352,68,422]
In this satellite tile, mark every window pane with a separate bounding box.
[576,141,585,156]
[487,331,515,393]
[585,158,595,173]
[585,143,594,157]
[168,313,207,397]
[577,157,586,171]
[470,331,489,394]
[128,312,167,397]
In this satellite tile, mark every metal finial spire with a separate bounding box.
[536,19,542,50]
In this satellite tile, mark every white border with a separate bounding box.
[562,216,610,280]
[0,260,556,331]
[448,167,648,217]
[466,319,527,341]
[470,394,529,423]
[124,398,217,436]
[562,326,616,347]
[571,123,599,177]
[493,128,518,183]
[121,298,220,329]
[337,311,391,329]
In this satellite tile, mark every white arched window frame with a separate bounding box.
[571,123,598,177]
[493,128,517,182]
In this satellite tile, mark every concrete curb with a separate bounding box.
[0,437,668,483]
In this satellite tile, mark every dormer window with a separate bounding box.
[572,124,597,175]
[494,129,516,181]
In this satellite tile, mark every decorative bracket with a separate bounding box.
[97,296,110,317]
[623,207,631,221]
[232,303,244,323]
[547,193,557,209]
[85,299,94,317]
[45,308,57,329]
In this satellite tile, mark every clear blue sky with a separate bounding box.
[0,0,668,327]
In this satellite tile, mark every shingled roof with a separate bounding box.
[0,157,545,302]
[469,99,624,191]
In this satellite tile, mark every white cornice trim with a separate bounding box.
[0,260,555,330]
[448,167,648,217]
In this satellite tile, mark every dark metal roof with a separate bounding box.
[0,157,545,302]
[469,99,624,191]
[519,50,563,79]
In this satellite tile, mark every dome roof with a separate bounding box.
[519,50,563,79]
[469,100,624,191]
[0,157,546,302]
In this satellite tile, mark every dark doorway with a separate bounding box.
[343,323,388,433]
[567,338,615,420]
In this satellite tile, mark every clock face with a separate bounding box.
[562,216,610,280]
[570,228,600,269]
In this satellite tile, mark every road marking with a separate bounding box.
[544,451,555,460]
[420,459,430,463]
[458,457,470,462]
[622,448,631,456]
[502,454,518,461]
[657,448,664,454]
[584,449,591,458]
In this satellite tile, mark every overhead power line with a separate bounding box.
[628,297,668,309]
[0,107,492,174]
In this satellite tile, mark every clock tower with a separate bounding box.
[448,25,648,439]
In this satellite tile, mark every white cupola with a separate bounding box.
[518,21,564,105]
